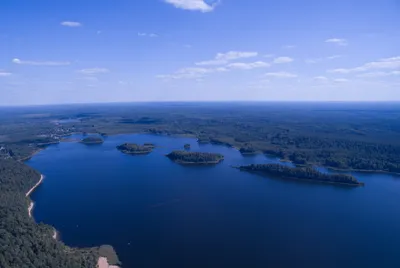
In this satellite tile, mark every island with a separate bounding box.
[237,164,364,186]
[184,144,191,150]
[166,151,224,165]
[80,136,104,144]
[116,143,154,155]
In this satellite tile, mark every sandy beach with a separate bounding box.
[26,174,44,197]
[52,229,58,240]
[97,257,119,268]
[26,174,44,218]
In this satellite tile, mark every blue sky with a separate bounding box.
[0,0,399,105]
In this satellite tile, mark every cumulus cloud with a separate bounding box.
[0,71,12,77]
[334,78,349,83]
[264,72,298,78]
[273,57,294,64]
[283,45,296,49]
[158,67,218,80]
[61,21,82,27]
[325,38,348,46]
[328,56,400,74]
[306,55,342,64]
[78,68,109,75]
[227,61,270,70]
[12,58,70,66]
[313,76,328,81]
[357,71,400,78]
[196,51,258,66]
[164,0,218,12]
[138,32,158,37]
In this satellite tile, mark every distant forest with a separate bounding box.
[1,103,399,174]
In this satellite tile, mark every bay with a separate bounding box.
[26,134,400,268]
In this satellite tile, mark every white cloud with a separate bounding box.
[306,55,342,64]
[0,71,12,77]
[273,57,294,64]
[78,68,109,75]
[265,72,297,78]
[357,71,400,78]
[283,45,296,49]
[196,51,258,66]
[158,66,229,80]
[325,38,348,46]
[327,55,342,60]
[164,0,218,12]
[138,32,158,37]
[12,58,70,66]
[313,76,328,81]
[334,78,349,83]
[61,21,82,27]
[328,56,400,74]
[227,61,270,70]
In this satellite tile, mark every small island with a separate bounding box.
[80,136,104,144]
[166,151,224,165]
[116,143,153,155]
[237,164,364,186]
[184,144,191,150]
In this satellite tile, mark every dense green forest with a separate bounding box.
[166,151,224,164]
[238,164,363,186]
[0,159,105,268]
[116,143,153,154]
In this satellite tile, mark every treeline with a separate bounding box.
[166,151,224,164]
[238,164,363,186]
[0,159,100,268]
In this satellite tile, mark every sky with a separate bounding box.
[0,0,399,105]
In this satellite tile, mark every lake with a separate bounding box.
[26,134,400,268]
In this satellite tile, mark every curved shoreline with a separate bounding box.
[25,172,120,266]
[26,174,44,197]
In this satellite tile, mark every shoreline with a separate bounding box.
[97,257,120,268]
[26,174,44,197]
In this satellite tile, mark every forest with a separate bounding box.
[238,163,363,186]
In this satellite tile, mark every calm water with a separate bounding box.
[27,134,400,268]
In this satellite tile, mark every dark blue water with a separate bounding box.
[26,134,400,268]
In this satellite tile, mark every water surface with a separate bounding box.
[27,134,400,268]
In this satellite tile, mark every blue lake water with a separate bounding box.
[26,134,400,268]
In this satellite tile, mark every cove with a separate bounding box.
[26,134,400,268]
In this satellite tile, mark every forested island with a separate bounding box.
[117,143,153,155]
[81,136,104,144]
[184,144,191,150]
[166,151,224,165]
[237,164,364,186]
